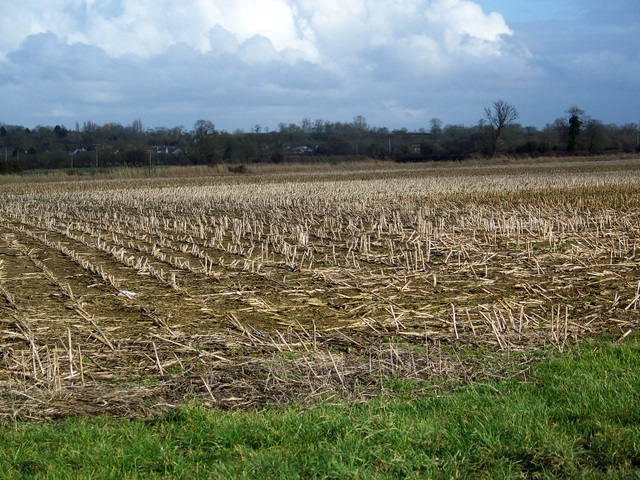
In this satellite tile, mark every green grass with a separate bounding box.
[1,335,639,479]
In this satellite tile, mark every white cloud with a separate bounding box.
[0,0,525,130]
[424,0,513,55]
[3,0,635,131]
[0,0,514,63]
[0,0,321,60]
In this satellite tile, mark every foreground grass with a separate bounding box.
[1,336,639,479]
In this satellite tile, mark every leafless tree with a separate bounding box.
[484,100,519,156]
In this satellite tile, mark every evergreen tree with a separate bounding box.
[567,115,581,152]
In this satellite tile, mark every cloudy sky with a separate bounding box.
[0,0,638,131]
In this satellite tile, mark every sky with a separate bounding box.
[0,0,638,132]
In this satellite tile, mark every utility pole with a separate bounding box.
[93,144,100,168]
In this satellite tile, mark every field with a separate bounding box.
[1,158,639,419]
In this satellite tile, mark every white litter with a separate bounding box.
[118,290,139,298]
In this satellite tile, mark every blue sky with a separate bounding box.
[0,0,638,132]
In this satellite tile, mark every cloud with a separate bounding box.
[0,0,515,63]
[0,25,343,128]
[1,0,635,131]
[0,0,320,60]
[425,0,513,55]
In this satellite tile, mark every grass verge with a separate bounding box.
[1,334,638,479]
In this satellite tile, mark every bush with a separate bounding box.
[0,161,23,175]
[227,164,250,174]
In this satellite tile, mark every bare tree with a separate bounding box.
[429,117,443,138]
[130,118,144,133]
[484,100,519,156]
[300,117,312,134]
[192,120,218,164]
[352,115,368,131]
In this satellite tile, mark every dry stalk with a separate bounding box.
[327,350,346,390]
[78,345,85,386]
[625,281,640,310]
[0,283,18,310]
[200,376,217,403]
[67,327,74,377]
[452,304,459,340]
[275,330,293,352]
[152,342,164,375]
[386,305,405,331]
[616,329,633,343]
[466,308,476,336]
[72,304,115,350]
[479,310,506,349]
[150,334,230,362]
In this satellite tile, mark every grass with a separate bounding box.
[1,334,638,479]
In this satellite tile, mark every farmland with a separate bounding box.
[1,158,639,419]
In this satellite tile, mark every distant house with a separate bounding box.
[286,145,317,154]
[148,146,183,155]
[410,143,425,154]
[149,146,170,154]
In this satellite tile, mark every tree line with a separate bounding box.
[1,102,638,173]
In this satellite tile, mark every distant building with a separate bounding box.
[148,147,184,155]
[410,143,426,154]
[286,145,318,154]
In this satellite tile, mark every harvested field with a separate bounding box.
[1,158,639,419]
